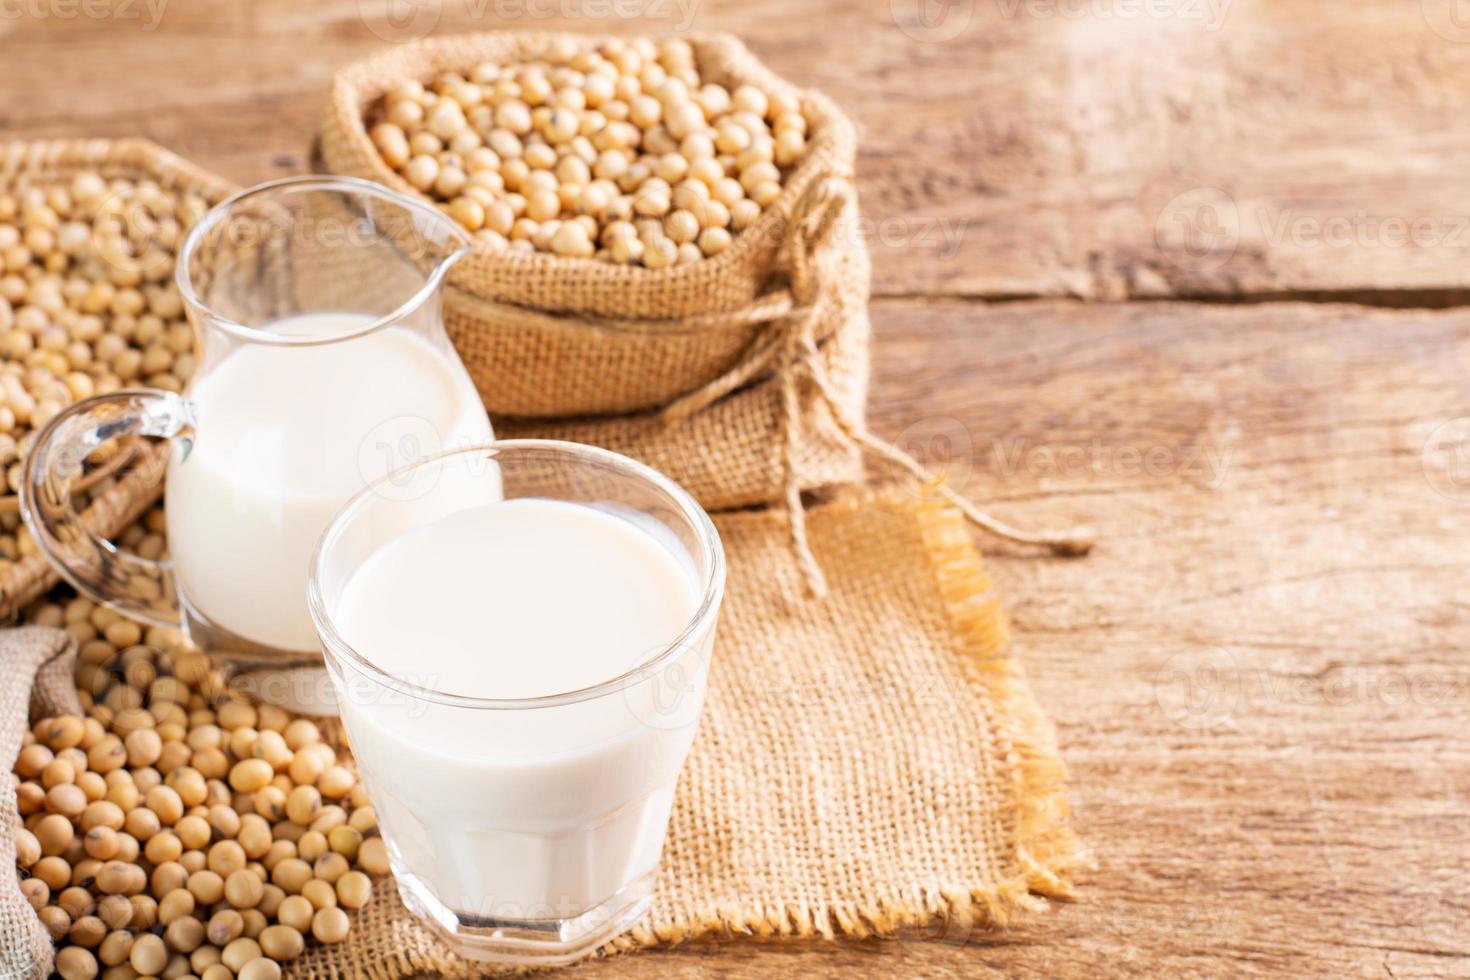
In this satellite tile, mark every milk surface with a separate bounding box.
[330,498,708,918]
[336,498,698,699]
[167,312,493,652]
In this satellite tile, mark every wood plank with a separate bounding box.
[9,2,1470,301]
[861,297,1470,978]
[794,1,1470,302]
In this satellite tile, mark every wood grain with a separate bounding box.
[8,1,1470,301]
[5,2,1469,976]
[561,299,1470,978]
[866,299,1470,977]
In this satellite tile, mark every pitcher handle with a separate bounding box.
[20,389,193,629]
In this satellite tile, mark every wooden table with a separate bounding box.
[6,2,1468,975]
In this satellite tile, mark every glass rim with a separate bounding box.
[175,175,472,348]
[307,439,727,711]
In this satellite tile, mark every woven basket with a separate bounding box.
[0,139,236,619]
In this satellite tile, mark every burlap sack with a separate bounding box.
[0,626,81,980]
[288,490,1079,976]
[320,31,867,418]
[497,297,868,511]
[319,31,872,526]
[0,139,234,619]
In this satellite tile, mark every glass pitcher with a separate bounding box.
[21,176,493,678]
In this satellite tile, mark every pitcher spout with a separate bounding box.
[176,175,476,349]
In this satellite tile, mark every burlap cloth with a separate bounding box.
[320,31,866,414]
[0,626,84,980]
[0,491,1079,976]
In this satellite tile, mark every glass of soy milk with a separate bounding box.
[308,440,726,966]
[21,176,492,702]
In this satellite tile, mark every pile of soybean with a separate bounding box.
[13,596,386,980]
[0,173,203,575]
[369,35,811,266]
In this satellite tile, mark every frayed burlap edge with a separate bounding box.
[606,496,1081,947]
[289,495,1078,978]
[910,498,1081,904]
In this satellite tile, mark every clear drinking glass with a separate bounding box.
[308,440,726,966]
[20,176,491,690]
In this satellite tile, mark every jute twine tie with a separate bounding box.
[444,282,800,339]
[662,175,1096,597]
[400,169,1093,598]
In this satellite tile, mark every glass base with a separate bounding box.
[180,601,340,715]
[395,869,656,967]
[223,664,339,716]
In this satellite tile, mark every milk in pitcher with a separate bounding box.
[166,312,493,652]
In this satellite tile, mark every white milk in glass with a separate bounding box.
[330,497,704,919]
[167,312,493,652]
